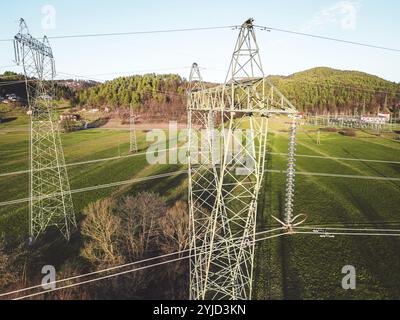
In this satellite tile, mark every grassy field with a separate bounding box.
[1,115,400,299]
[0,116,186,236]
[254,118,400,300]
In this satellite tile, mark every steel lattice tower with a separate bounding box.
[129,108,138,153]
[14,19,76,241]
[188,19,297,300]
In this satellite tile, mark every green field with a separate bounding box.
[0,117,187,236]
[254,119,400,300]
[1,116,400,299]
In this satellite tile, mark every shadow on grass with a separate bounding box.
[342,147,400,188]
[253,152,274,299]
[331,182,400,297]
[119,165,188,206]
[277,191,303,300]
[87,117,110,129]
[0,117,17,124]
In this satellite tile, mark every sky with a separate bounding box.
[0,0,399,83]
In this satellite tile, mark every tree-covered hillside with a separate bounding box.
[4,68,400,119]
[76,74,187,121]
[268,67,400,114]
[0,71,76,102]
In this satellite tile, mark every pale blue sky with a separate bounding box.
[0,0,399,83]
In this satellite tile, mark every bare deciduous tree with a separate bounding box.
[81,199,124,267]
[118,192,167,259]
[159,200,189,256]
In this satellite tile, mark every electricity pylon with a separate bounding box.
[187,19,297,300]
[14,19,76,241]
[129,108,138,153]
[187,62,220,301]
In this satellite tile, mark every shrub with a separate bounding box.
[339,129,356,137]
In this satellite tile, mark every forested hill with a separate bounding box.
[268,67,400,114]
[0,71,76,102]
[76,74,187,121]
[4,68,398,119]
[75,68,400,120]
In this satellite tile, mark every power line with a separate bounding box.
[1,219,399,298]
[268,170,400,182]
[255,24,400,53]
[4,225,398,299]
[3,73,398,97]
[270,78,400,96]
[1,167,399,207]
[13,231,286,300]
[270,153,400,165]
[301,221,400,227]
[0,66,191,81]
[0,25,238,42]
[56,67,400,97]
[0,146,184,178]
[0,73,187,102]
[0,23,397,55]
[0,226,284,299]
[3,147,399,179]
[0,170,188,207]
[54,71,187,100]
[294,230,400,237]
[12,225,400,300]
[4,64,400,97]
[296,226,400,233]
[58,66,192,79]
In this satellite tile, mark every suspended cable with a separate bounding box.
[0,170,188,207]
[294,230,400,237]
[270,153,400,165]
[255,24,400,53]
[0,22,397,55]
[301,221,400,227]
[8,230,286,300]
[1,168,400,208]
[0,25,238,42]
[0,146,184,178]
[58,66,192,78]
[2,150,399,179]
[295,226,400,233]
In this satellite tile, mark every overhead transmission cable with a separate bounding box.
[9,225,400,300]
[57,66,192,78]
[0,25,238,42]
[1,168,400,208]
[0,146,184,178]
[5,229,286,300]
[0,25,400,53]
[2,147,400,180]
[254,24,400,53]
[0,23,397,53]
